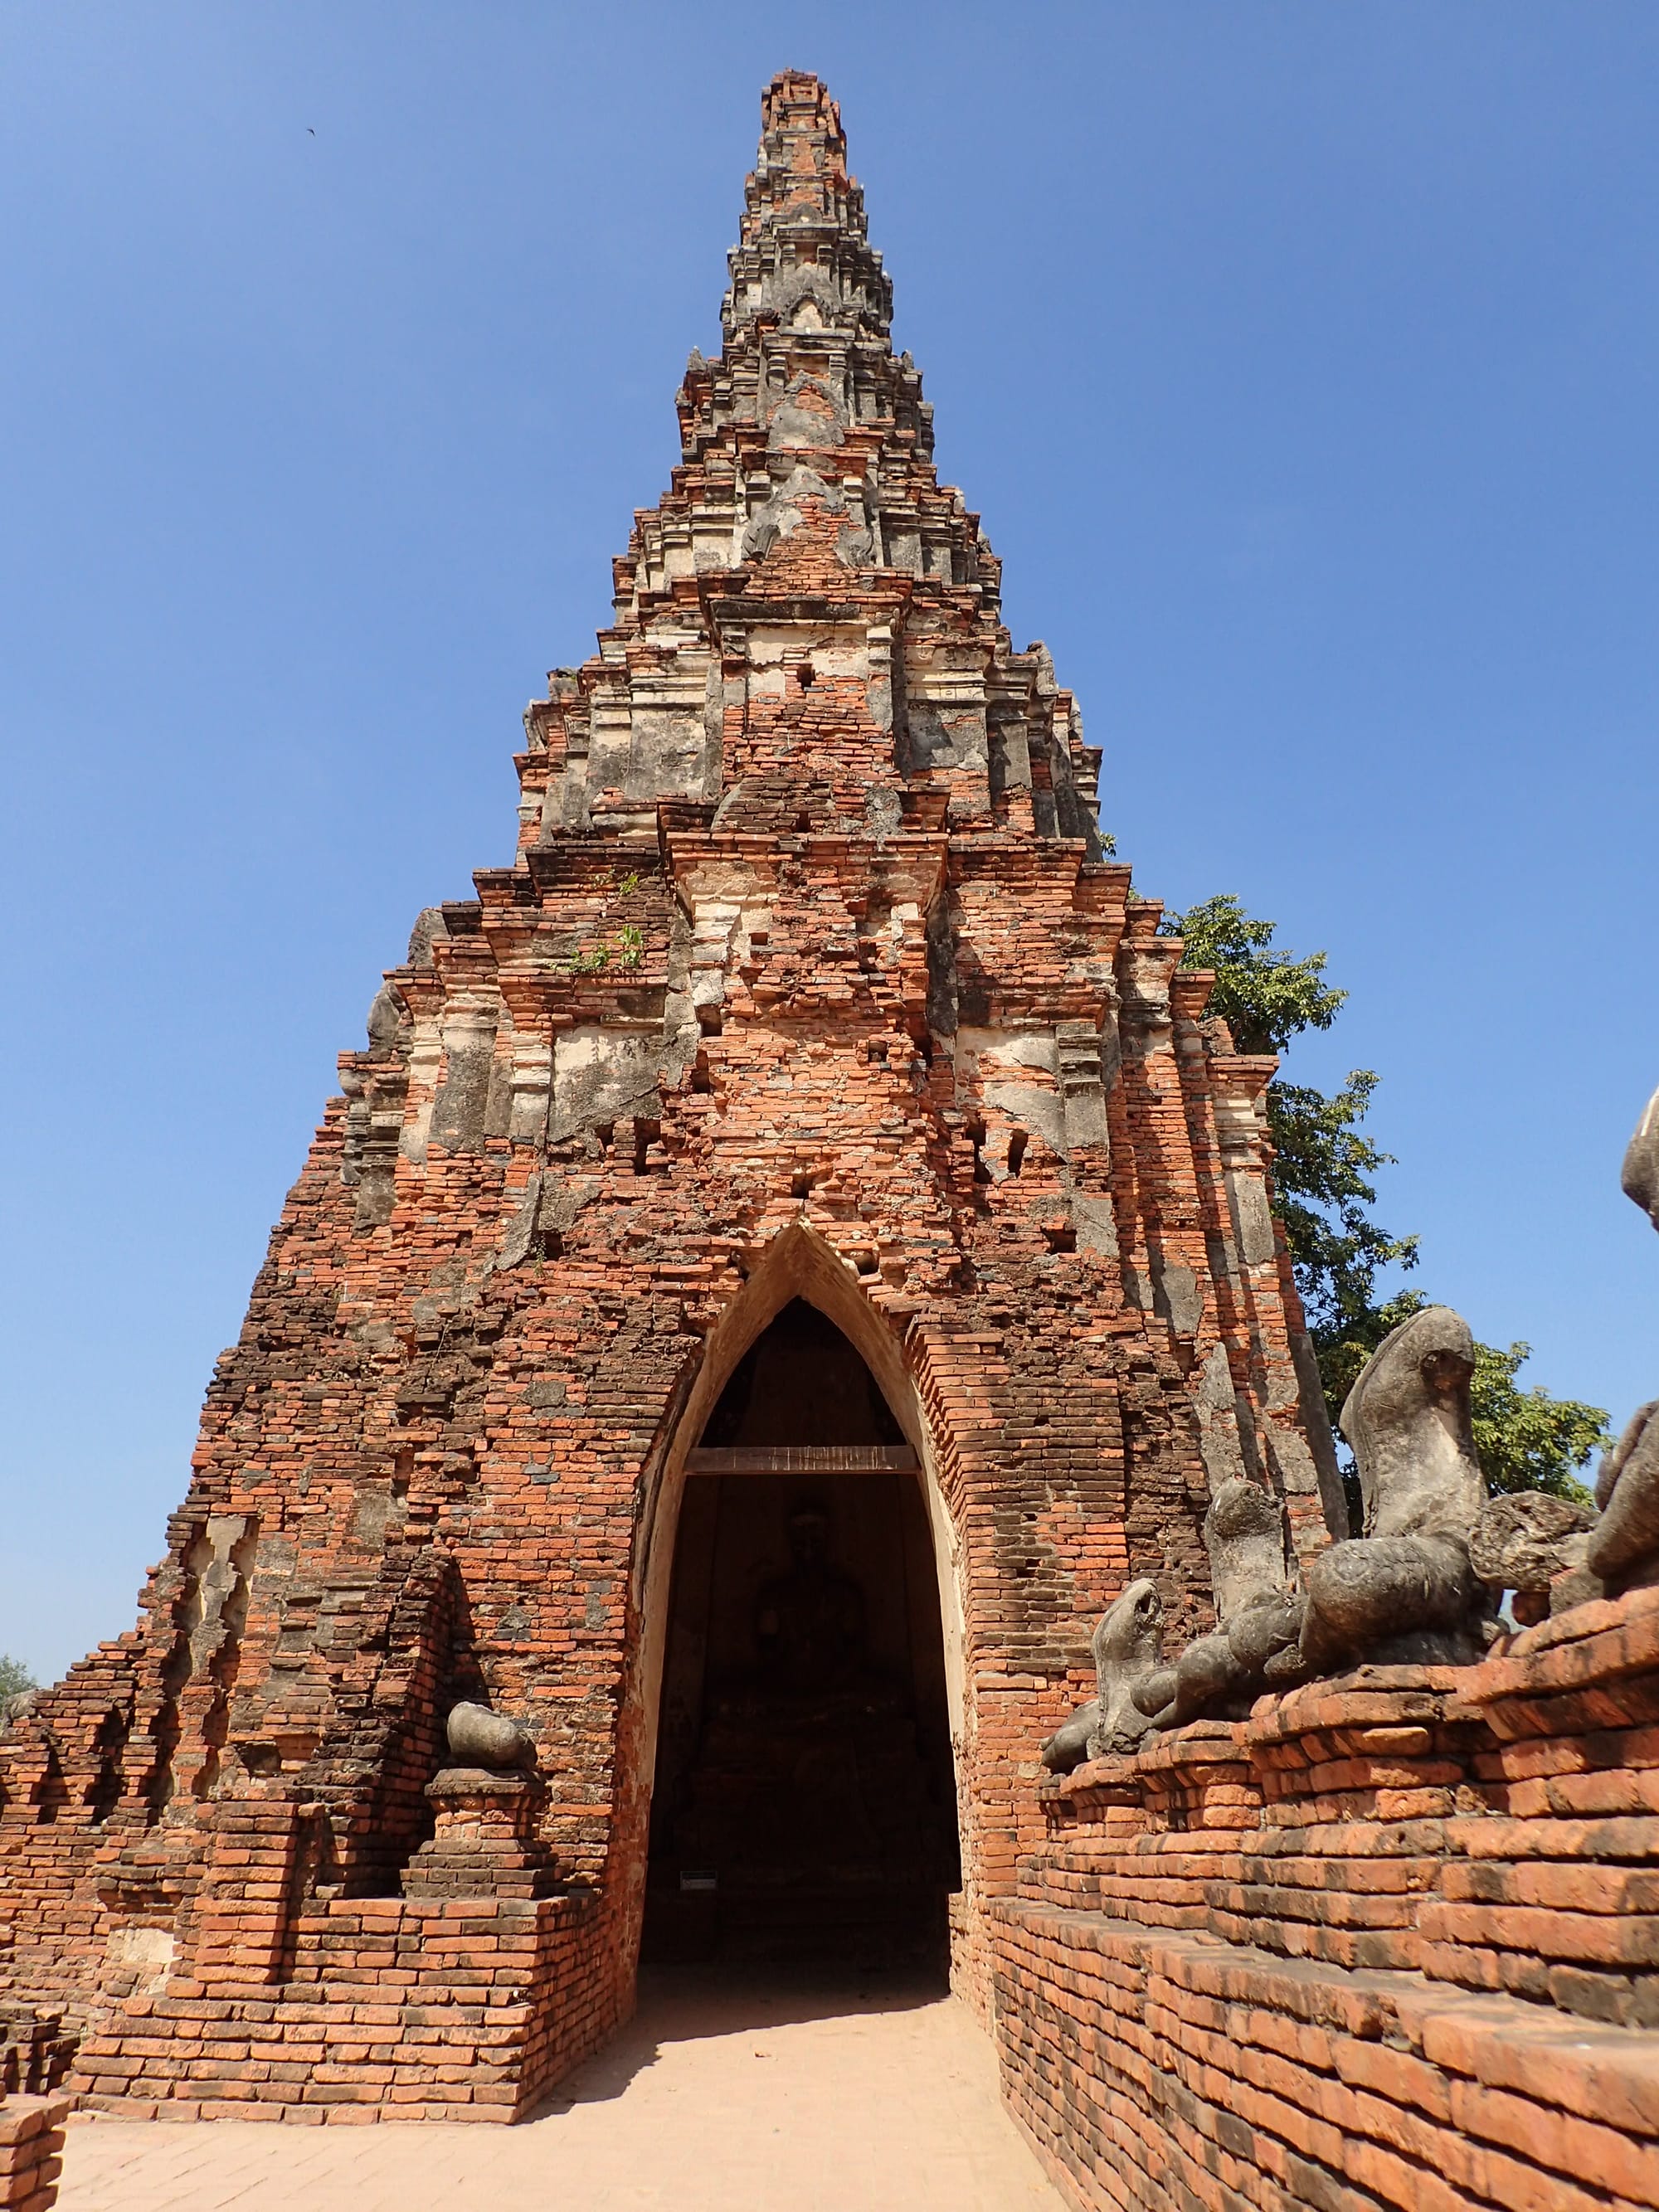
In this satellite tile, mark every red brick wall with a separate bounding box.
[995,1585,1659,2210]
[74,1891,620,2122]
[0,2096,68,2211]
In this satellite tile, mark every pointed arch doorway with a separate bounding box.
[642,1296,961,1971]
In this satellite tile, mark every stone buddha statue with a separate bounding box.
[753,1503,870,1693]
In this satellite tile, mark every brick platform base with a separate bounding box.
[994,1583,1659,2211]
[73,1894,618,2123]
[997,1908,1659,2212]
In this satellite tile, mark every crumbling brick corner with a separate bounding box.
[0,2096,69,2212]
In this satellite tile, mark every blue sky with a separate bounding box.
[2,3,1655,1680]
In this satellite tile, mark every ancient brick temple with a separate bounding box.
[8,70,1659,2212]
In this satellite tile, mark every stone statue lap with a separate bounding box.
[1134,1480,1303,1731]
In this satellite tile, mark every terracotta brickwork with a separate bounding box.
[0,73,1333,2122]
[8,68,1650,2206]
[0,2097,67,2212]
[0,2029,66,2211]
[1000,1583,1659,2210]
[72,1892,606,2120]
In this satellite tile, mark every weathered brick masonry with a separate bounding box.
[3,66,1653,2209]
[1001,1585,1659,2211]
[0,2096,68,2212]
[0,2015,69,2209]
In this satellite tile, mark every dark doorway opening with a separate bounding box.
[644,1300,960,1971]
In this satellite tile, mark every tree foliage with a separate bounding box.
[1316,1292,1607,1502]
[0,1655,36,1701]
[1164,893,1346,1057]
[1470,1337,1608,1501]
[1163,896,1418,1342]
[1162,895,1608,1505]
[1267,1076,1420,1339]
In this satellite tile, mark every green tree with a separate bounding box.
[1159,894,1346,1058]
[1471,1338,1608,1501]
[1164,897,1418,1341]
[1161,896,1608,1505]
[0,1655,36,1701]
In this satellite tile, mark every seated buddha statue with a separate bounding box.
[753,1503,870,1694]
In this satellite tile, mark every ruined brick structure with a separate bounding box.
[6,70,1659,2211]
[0,2014,66,2212]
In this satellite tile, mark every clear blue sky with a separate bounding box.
[3,4,1655,1681]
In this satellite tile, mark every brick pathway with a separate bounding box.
[59,1967,1068,2211]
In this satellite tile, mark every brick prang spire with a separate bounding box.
[0,70,1350,2131]
[705,70,931,464]
[726,70,894,345]
[523,68,1034,842]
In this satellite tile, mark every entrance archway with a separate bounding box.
[642,1296,961,1967]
